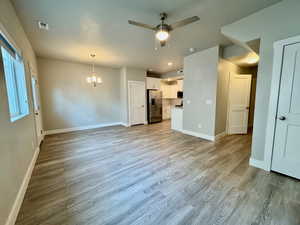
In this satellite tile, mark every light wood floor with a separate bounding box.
[16,121,300,225]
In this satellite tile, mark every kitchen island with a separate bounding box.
[171,106,183,132]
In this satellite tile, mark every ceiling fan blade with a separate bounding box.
[128,20,157,31]
[170,16,200,30]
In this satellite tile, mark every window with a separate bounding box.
[1,46,29,122]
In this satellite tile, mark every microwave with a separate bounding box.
[177,91,183,99]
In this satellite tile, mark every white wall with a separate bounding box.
[0,0,39,224]
[183,46,219,138]
[221,0,300,161]
[38,57,121,131]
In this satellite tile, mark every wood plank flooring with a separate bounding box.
[16,121,300,225]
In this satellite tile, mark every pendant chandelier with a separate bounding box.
[86,54,102,87]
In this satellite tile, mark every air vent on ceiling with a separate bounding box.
[38,21,49,30]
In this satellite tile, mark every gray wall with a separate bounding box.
[222,44,250,60]
[120,67,127,124]
[242,66,258,128]
[222,0,300,161]
[119,67,146,125]
[0,0,39,224]
[38,57,121,131]
[183,46,219,137]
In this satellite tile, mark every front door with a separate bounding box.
[272,42,300,179]
[227,73,252,134]
[128,81,145,126]
[31,74,43,145]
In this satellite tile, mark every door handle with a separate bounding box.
[278,116,286,121]
[246,107,250,110]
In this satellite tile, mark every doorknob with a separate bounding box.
[246,106,250,110]
[278,116,286,121]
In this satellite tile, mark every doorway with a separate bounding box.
[29,65,43,145]
[128,81,146,126]
[227,73,252,134]
[226,66,258,135]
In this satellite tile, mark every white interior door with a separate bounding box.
[31,74,43,145]
[227,73,252,134]
[272,42,300,179]
[128,81,145,126]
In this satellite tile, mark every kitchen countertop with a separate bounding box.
[174,105,183,109]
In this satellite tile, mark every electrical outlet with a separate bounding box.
[198,124,202,129]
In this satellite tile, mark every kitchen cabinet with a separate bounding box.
[171,107,183,131]
[146,77,161,90]
[177,80,183,91]
[161,80,182,99]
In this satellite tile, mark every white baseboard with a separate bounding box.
[249,158,269,171]
[45,122,123,135]
[215,132,227,141]
[5,147,40,225]
[182,129,215,141]
[120,122,130,127]
[172,128,183,133]
[37,134,44,146]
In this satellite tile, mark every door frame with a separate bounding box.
[127,80,146,127]
[264,35,300,171]
[29,64,44,146]
[226,72,252,134]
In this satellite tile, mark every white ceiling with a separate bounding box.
[12,0,281,73]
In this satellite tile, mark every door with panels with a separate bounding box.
[128,81,146,126]
[227,73,252,134]
[272,42,300,179]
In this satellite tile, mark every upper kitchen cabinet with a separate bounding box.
[146,77,161,90]
[177,80,183,91]
[161,80,182,99]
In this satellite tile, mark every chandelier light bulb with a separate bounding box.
[97,77,102,83]
[86,53,103,87]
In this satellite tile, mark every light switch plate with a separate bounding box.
[187,100,191,104]
[205,99,212,105]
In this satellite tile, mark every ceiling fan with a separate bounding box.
[128,13,200,47]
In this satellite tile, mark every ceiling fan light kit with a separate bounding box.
[129,12,199,47]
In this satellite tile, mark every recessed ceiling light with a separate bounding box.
[168,62,173,66]
[189,48,195,52]
[247,57,259,64]
[38,21,49,30]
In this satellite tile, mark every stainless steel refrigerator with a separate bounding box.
[147,90,162,124]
